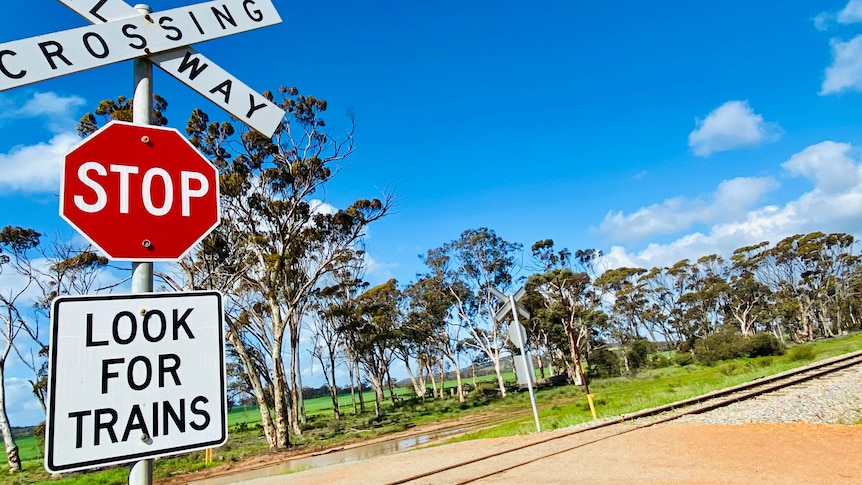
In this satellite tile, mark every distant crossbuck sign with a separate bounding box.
[0,0,285,135]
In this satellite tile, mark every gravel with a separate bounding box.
[675,365,862,425]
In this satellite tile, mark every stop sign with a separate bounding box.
[60,121,220,261]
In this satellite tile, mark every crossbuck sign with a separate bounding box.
[0,0,285,135]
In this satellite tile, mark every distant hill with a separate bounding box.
[0,426,37,442]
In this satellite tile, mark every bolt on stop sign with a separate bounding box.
[61,120,220,261]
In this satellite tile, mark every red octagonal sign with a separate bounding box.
[61,121,220,261]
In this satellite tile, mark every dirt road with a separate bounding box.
[179,422,862,484]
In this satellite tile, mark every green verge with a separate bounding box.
[3,332,861,484]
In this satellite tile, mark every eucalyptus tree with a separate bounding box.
[726,242,773,338]
[191,90,392,444]
[313,249,367,420]
[634,266,679,346]
[79,88,393,448]
[755,233,854,341]
[421,228,522,397]
[0,227,109,472]
[678,255,729,339]
[525,240,603,386]
[806,233,859,335]
[78,94,169,134]
[0,227,40,472]
[352,279,402,414]
[403,272,464,401]
[595,267,647,342]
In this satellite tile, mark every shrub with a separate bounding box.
[693,333,743,365]
[739,332,785,358]
[673,351,694,366]
[787,344,816,362]
[626,339,656,372]
[693,331,785,365]
[650,353,673,368]
[588,348,621,378]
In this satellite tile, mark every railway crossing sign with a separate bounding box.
[56,0,285,136]
[60,120,220,261]
[45,291,226,473]
[490,286,540,431]
[0,0,285,135]
[491,286,529,322]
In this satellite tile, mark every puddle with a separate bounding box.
[189,427,465,484]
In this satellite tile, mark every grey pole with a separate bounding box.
[510,295,541,432]
[129,4,154,485]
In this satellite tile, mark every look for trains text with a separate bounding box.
[65,307,211,449]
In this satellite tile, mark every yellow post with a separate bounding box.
[587,393,598,420]
[205,448,213,464]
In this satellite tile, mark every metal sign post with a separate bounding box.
[508,295,541,433]
[130,6,153,483]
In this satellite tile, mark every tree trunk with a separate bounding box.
[437,361,445,398]
[271,339,291,448]
[536,352,546,380]
[226,328,276,447]
[386,368,398,405]
[402,359,423,398]
[370,372,385,402]
[0,354,21,473]
[493,358,507,398]
[453,365,465,403]
[296,363,307,424]
[565,321,580,384]
[327,353,340,420]
[288,336,304,435]
[428,365,439,399]
[442,346,464,402]
[355,361,366,413]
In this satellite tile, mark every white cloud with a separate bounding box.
[0,132,79,193]
[597,176,779,242]
[5,377,44,427]
[364,252,399,285]
[600,140,862,270]
[688,100,782,157]
[16,92,85,119]
[0,91,85,132]
[838,0,862,24]
[782,141,860,192]
[822,35,862,94]
[0,91,87,193]
[814,12,835,31]
[310,199,337,216]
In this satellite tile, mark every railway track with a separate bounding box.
[382,350,862,485]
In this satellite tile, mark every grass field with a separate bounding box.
[3,333,861,484]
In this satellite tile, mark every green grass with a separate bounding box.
[4,332,862,484]
[11,436,40,463]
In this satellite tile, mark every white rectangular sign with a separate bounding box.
[0,0,281,92]
[45,291,226,473]
[57,0,285,136]
[513,351,536,386]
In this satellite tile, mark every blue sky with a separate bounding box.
[4,0,862,426]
